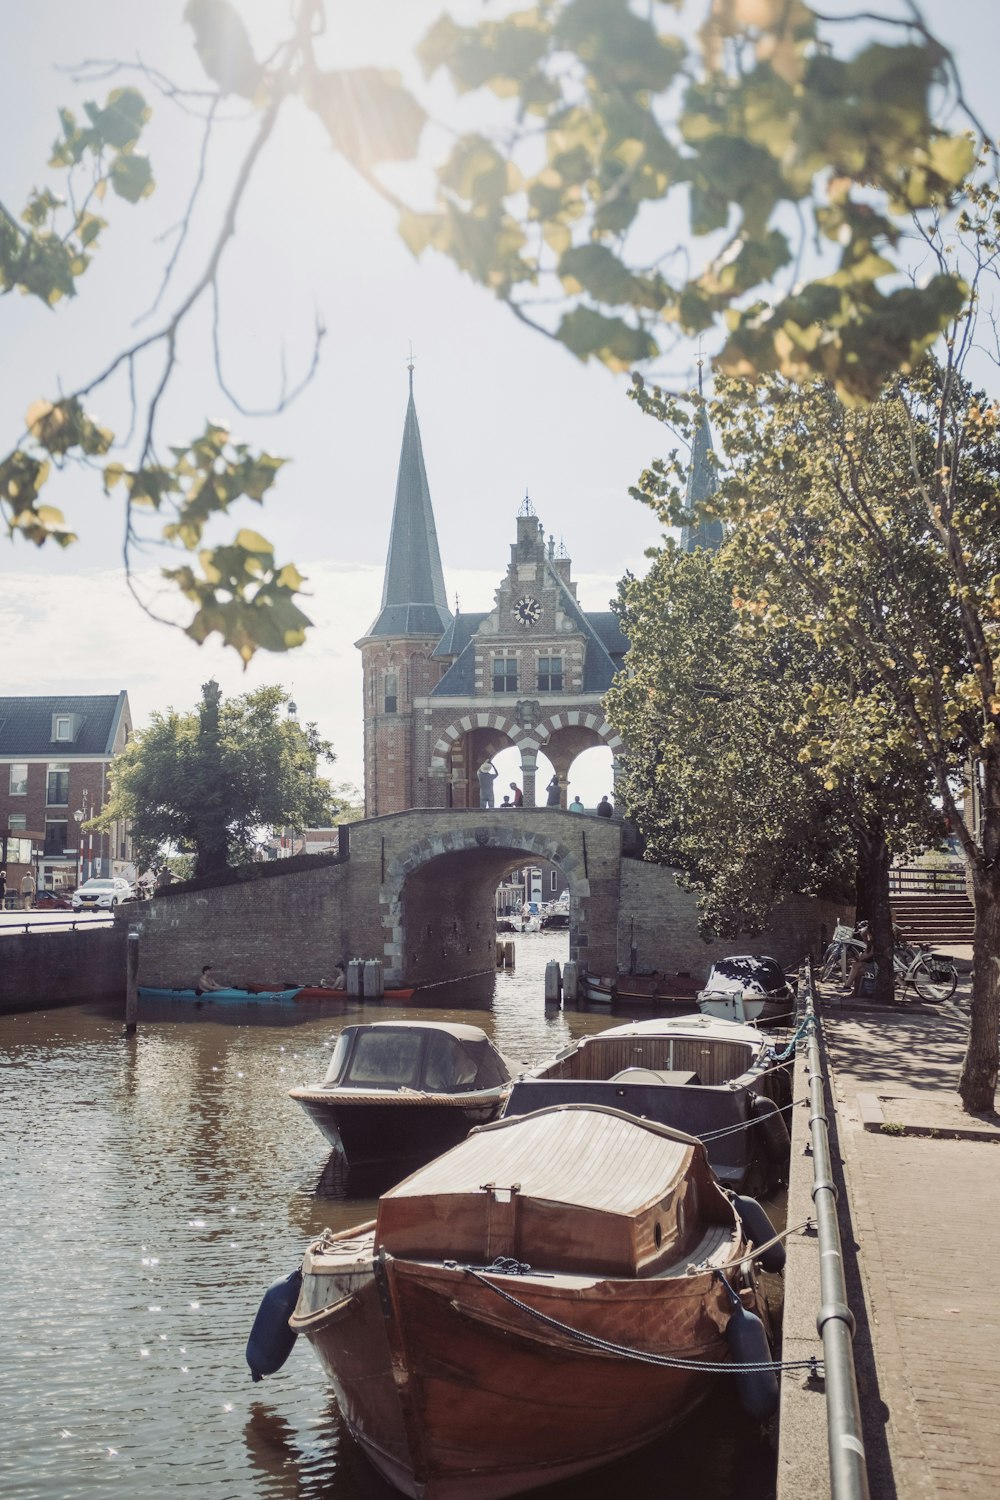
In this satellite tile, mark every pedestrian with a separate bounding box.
[545,774,561,807]
[194,965,225,995]
[20,870,36,909]
[596,795,613,818]
[499,795,512,809]
[568,794,585,813]
[0,869,6,906]
[155,866,172,892]
[509,781,523,807]
[477,759,498,808]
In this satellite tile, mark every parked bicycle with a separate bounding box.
[820,922,958,1003]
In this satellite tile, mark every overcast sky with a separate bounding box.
[2,1,995,805]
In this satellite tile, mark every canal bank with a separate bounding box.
[778,969,1000,1500]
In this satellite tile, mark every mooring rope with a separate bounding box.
[456,1261,822,1376]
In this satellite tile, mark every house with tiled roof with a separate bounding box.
[0,691,133,895]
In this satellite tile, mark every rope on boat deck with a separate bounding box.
[457,1262,822,1377]
[767,1014,819,1062]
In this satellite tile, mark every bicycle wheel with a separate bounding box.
[820,945,843,984]
[912,955,958,1003]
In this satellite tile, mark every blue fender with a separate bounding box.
[732,1193,785,1274]
[726,1302,780,1421]
[246,1269,302,1382]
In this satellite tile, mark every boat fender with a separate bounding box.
[246,1269,302,1382]
[749,1093,790,1163]
[732,1193,786,1274]
[725,1302,780,1422]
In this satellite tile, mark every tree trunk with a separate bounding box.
[861,815,895,1004]
[959,743,1000,1113]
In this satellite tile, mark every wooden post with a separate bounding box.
[562,960,579,1003]
[544,959,562,1006]
[124,931,140,1034]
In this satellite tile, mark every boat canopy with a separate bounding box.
[322,1022,512,1093]
[376,1104,731,1277]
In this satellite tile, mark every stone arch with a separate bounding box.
[428,712,538,776]
[531,709,623,757]
[380,820,592,983]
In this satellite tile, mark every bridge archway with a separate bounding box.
[381,820,591,985]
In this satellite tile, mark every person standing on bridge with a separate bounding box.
[0,869,6,906]
[596,795,613,818]
[509,782,523,807]
[568,794,585,813]
[545,774,561,807]
[478,759,498,808]
[20,870,36,909]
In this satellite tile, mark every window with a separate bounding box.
[537,656,563,691]
[384,672,398,714]
[9,763,27,796]
[44,820,69,857]
[493,657,519,693]
[8,814,26,832]
[550,870,559,893]
[46,764,70,806]
[54,716,72,741]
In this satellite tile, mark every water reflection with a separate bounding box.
[0,934,779,1499]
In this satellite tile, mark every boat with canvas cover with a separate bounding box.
[277,1105,778,1500]
[288,1020,514,1172]
[501,1013,790,1191]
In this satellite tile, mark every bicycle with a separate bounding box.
[820,924,958,1003]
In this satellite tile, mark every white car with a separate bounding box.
[71,877,134,912]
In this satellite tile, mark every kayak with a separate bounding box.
[246,983,417,1002]
[137,986,303,1005]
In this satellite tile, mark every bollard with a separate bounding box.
[496,939,504,968]
[347,959,364,997]
[124,931,140,1034]
[562,960,579,1003]
[544,959,562,1006]
[363,959,384,998]
[505,939,515,970]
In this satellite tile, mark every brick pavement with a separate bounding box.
[819,982,1000,1499]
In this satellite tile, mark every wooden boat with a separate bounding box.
[137,985,303,1006]
[281,1105,778,1500]
[584,972,703,1006]
[288,1021,514,1172]
[502,1014,790,1191]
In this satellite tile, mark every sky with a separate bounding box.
[2,1,996,807]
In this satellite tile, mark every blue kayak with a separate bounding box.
[138,986,303,1005]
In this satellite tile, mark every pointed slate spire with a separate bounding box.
[365,365,453,638]
[681,361,723,553]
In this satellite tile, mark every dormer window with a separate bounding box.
[52,712,82,742]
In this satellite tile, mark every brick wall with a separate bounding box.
[616,860,849,980]
[0,925,126,1012]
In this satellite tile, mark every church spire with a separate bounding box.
[681,358,723,553]
[364,368,452,638]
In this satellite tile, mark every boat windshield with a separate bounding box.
[323,1027,512,1092]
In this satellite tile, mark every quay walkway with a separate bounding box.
[782,960,999,1500]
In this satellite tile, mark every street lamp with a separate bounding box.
[73,790,89,887]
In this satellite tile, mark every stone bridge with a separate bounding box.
[129,808,842,993]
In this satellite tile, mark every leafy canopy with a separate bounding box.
[97,680,338,876]
[1,1,990,658]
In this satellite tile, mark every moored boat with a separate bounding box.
[277,1105,779,1500]
[288,1020,514,1172]
[137,984,304,1005]
[501,1013,790,1191]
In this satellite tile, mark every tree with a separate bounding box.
[97,680,338,877]
[634,359,999,1112]
[606,543,940,1002]
[1,2,989,656]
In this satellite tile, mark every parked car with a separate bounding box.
[71,877,135,912]
[34,889,74,910]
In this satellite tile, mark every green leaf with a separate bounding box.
[110,152,154,203]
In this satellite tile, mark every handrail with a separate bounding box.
[803,960,871,1500]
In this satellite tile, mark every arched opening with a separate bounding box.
[565,744,615,814]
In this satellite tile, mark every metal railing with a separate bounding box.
[888,863,967,895]
[803,961,871,1500]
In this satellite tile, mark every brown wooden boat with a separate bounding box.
[288,1104,774,1500]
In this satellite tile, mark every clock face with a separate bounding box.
[513,595,542,627]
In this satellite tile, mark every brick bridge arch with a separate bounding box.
[376,811,619,985]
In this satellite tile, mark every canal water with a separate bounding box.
[0,935,780,1500]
